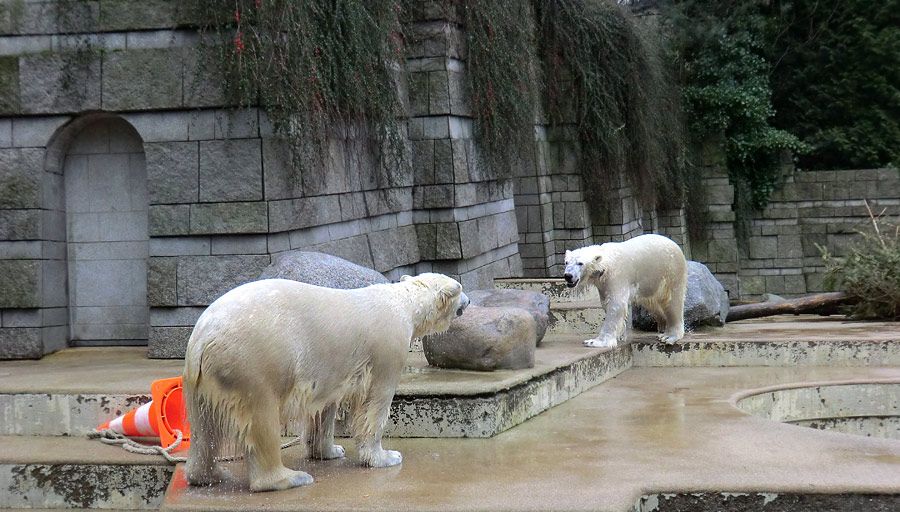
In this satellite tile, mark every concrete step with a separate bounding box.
[633,317,900,367]
[547,300,606,336]
[0,435,173,510]
[494,278,599,303]
[1,339,630,439]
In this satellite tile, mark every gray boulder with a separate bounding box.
[423,305,536,371]
[258,250,388,289]
[466,288,550,343]
[633,261,730,331]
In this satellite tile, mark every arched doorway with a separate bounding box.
[63,117,149,345]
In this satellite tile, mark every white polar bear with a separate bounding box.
[563,233,687,349]
[182,273,469,492]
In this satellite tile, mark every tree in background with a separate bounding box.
[766,0,900,170]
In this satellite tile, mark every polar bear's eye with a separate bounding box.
[576,262,583,266]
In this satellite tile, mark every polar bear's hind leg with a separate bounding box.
[308,403,346,460]
[184,395,232,486]
[245,394,313,492]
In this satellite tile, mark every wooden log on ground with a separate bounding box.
[726,292,854,322]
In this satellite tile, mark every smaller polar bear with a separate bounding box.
[182,273,469,492]
[563,233,687,349]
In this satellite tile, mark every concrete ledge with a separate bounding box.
[633,493,900,512]
[634,340,900,367]
[343,337,632,437]
[0,336,630,439]
[0,435,173,510]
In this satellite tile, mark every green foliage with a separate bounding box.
[195,0,407,170]
[666,0,807,239]
[767,0,900,170]
[537,0,688,213]
[463,0,540,173]
[820,209,900,319]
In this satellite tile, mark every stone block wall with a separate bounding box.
[0,1,521,359]
[739,168,900,300]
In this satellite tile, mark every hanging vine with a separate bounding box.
[194,0,409,174]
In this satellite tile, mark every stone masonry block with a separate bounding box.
[19,52,102,114]
[706,239,737,263]
[0,327,42,359]
[434,139,453,184]
[177,255,271,306]
[307,234,375,270]
[148,326,193,359]
[149,204,190,236]
[412,140,435,185]
[148,257,177,307]
[262,139,301,201]
[0,260,40,308]
[183,46,227,108]
[749,236,777,260]
[448,70,470,116]
[415,223,436,260]
[189,202,268,234]
[145,141,199,204]
[435,222,462,259]
[413,185,453,209]
[458,219,480,259]
[99,1,197,31]
[102,48,183,111]
[268,195,342,233]
[777,235,803,259]
[199,139,263,202]
[0,148,42,209]
[428,70,450,114]
[0,56,20,115]
[368,225,420,273]
[0,210,40,240]
[407,71,428,117]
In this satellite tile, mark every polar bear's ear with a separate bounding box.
[438,281,462,308]
[593,254,603,263]
[400,275,413,282]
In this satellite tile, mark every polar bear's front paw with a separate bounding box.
[368,449,402,468]
[657,331,684,345]
[583,336,617,349]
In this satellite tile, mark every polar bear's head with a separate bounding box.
[401,273,470,336]
[563,246,605,289]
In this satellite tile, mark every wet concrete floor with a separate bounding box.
[164,365,900,512]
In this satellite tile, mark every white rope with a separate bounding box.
[88,428,305,465]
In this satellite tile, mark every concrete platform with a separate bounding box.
[0,335,632,438]
[161,365,900,512]
[3,316,900,510]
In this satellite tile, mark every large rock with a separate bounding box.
[258,250,388,289]
[467,288,550,343]
[633,261,730,331]
[423,305,536,372]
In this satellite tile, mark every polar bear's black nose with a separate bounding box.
[563,273,573,282]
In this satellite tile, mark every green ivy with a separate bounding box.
[667,1,807,240]
[767,0,900,170]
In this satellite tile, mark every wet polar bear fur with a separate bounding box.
[563,233,687,349]
[182,273,469,492]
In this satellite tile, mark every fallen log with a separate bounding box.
[726,291,855,322]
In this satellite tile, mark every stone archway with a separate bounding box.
[62,117,149,345]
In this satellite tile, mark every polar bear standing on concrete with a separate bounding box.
[182,273,469,492]
[563,234,687,349]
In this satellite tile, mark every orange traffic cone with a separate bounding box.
[97,376,191,452]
